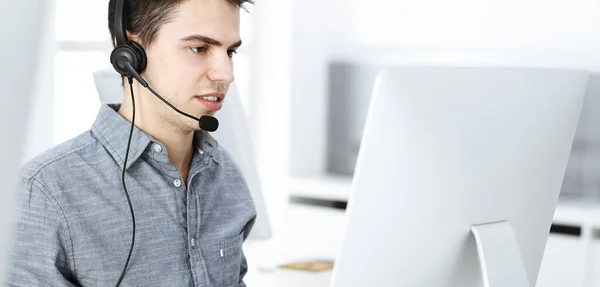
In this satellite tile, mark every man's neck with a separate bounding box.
[118,93,195,184]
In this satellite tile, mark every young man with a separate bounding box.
[6,0,256,286]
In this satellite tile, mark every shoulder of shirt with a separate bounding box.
[20,130,99,182]
[212,144,253,189]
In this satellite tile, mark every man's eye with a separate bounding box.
[227,50,237,58]
[190,47,207,54]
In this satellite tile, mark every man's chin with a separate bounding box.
[200,109,217,117]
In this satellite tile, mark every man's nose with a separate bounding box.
[207,52,234,84]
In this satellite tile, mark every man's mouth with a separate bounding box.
[195,93,225,111]
[199,95,221,102]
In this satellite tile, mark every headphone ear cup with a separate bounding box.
[130,41,147,74]
[110,45,139,77]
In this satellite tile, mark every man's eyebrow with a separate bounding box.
[180,35,243,48]
[229,40,242,49]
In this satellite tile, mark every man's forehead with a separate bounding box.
[166,0,240,42]
[175,0,241,24]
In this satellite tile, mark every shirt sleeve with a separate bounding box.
[5,177,80,287]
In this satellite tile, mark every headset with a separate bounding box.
[109,0,219,285]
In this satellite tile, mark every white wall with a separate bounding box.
[289,0,352,177]
[22,2,56,163]
[289,0,600,177]
[346,0,600,50]
[338,0,600,68]
[1,1,48,283]
[251,0,294,238]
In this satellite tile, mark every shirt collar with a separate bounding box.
[91,104,220,170]
[193,125,221,165]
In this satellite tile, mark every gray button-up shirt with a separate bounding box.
[6,104,257,287]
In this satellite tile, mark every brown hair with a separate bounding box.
[108,0,253,47]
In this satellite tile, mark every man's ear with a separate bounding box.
[114,31,141,46]
[127,31,144,46]
[111,32,129,47]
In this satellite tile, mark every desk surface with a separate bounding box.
[243,239,334,287]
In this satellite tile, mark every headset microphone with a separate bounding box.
[199,114,219,132]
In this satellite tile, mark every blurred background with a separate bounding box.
[15,0,600,286]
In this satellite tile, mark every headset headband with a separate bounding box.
[114,0,128,46]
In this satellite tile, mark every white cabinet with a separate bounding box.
[536,234,587,287]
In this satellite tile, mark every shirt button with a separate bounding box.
[153,144,162,153]
[173,178,182,187]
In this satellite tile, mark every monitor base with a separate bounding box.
[471,221,530,287]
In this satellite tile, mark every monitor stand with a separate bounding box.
[471,221,531,287]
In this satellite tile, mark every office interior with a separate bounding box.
[8,0,600,286]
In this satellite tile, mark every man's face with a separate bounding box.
[136,0,240,131]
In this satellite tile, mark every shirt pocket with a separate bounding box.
[200,234,244,287]
[221,234,244,287]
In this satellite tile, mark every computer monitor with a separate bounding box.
[0,1,46,284]
[93,70,272,240]
[331,66,589,287]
